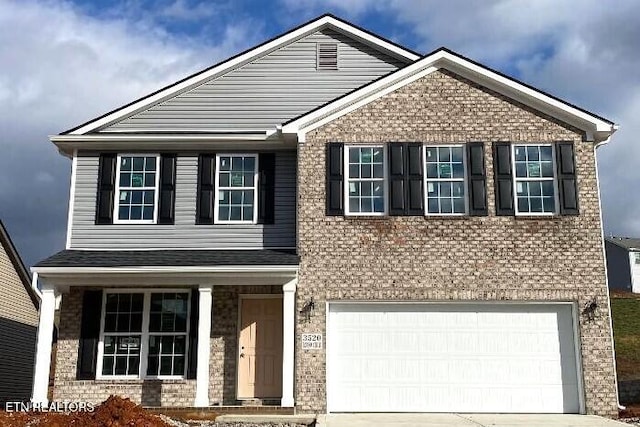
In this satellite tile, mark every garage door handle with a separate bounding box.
[240,353,245,358]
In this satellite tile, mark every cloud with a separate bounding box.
[0,0,261,266]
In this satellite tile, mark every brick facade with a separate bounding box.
[54,285,281,406]
[295,69,618,416]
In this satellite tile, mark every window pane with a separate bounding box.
[219,173,229,187]
[373,164,383,178]
[106,294,118,312]
[244,157,255,171]
[439,147,451,162]
[145,157,156,171]
[517,197,529,213]
[516,181,527,196]
[361,198,372,213]
[132,191,142,204]
[427,182,438,196]
[527,163,541,177]
[218,206,229,221]
[540,146,553,161]
[160,356,172,376]
[515,162,527,178]
[453,198,465,213]
[132,157,144,171]
[147,356,159,376]
[349,165,359,178]
[440,182,452,197]
[427,198,439,213]
[131,206,142,220]
[144,173,156,187]
[452,163,464,179]
[426,163,438,179]
[232,157,242,171]
[143,191,154,204]
[230,206,242,220]
[102,356,114,376]
[131,173,144,187]
[349,197,359,212]
[361,182,371,197]
[120,173,131,187]
[543,197,555,213]
[529,181,542,196]
[542,181,555,197]
[541,161,554,177]
[452,182,464,197]
[243,206,253,221]
[361,164,372,178]
[119,207,129,220]
[441,198,452,213]
[220,157,231,171]
[349,147,359,163]
[373,197,384,213]
[438,164,452,178]
[173,356,185,376]
[527,146,540,161]
[244,173,255,187]
[451,147,463,162]
[121,157,132,171]
[425,147,436,162]
[530,197,543,212]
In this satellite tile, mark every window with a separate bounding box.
[99,290,190,379]
[635,252,640,265]
[345,146,386,215]
[424,146,467,215]
[513,144,557,215]
[114,155,160,223]
[214,154,258,223]
[317,43,338,70]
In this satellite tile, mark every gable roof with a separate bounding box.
[0,220,38,307]
[61,14,420,136]
[282,47,618,142]
[605,236,640,251]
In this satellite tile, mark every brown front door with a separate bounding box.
[238,297,283,399]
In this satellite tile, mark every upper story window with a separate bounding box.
[99,290,190,379]
[214,154,259,224]
[425,145,467,215]
[345,146,387,215]
[114,155,160,224]
[317,43,338,70]
[512,144,557,215]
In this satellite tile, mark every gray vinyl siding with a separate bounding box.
[605,240,632,292]
[0,317,36,403]
[103,29,406,132]
[69,151,296,249]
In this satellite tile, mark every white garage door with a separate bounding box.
[327,303,581,413]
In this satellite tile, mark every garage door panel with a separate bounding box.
[328,303,580,413]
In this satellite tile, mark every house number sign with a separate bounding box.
[301,333,322,349]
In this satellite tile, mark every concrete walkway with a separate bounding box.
[317,413,630,427]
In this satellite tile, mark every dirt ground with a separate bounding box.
[0,396,172,427]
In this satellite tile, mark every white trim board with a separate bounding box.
[283,49,617,142]
[60,15,419,136]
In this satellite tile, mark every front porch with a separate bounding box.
[30,250,298,408]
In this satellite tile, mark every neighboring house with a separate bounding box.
[30,14,620,416]
[0,220,39,403]
[605,237,640,293]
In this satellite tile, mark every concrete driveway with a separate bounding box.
[317,413,631,427]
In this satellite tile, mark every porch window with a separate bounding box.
[99,290,190,379]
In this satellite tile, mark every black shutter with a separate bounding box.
[187,288,199,380]
[556,142,579,215]
[388,143,423,216]
[326,143,344,216]
[158,154,176,224]
[76,290,103,380]
[467,142,487,216]
[95,154,116,224]
[388,143,405,215]
[406,144,424,215]
[493,142,514,216]
[196,154,216,224]
[258,153,275,224]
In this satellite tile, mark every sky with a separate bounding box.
[0,0,639,267]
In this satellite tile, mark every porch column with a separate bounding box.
[32,284,56,405]
[282,278,297,407]
[194,285,213,407]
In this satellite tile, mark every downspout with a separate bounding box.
[594,134,625,411]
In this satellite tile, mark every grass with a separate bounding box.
[611,292,640,381]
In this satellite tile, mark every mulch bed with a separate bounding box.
[0,395,172,427]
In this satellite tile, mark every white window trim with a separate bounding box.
[113,153,161,225]
[511,143,560,216]
[213,153,259,225]
[423,144,469,216]
[343,145,388,216]
[96,288,191,381]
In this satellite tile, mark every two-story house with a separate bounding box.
[31,14,620,416]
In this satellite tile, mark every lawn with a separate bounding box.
[611,292,640,381]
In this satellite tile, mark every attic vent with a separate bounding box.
[317,43,338,70]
